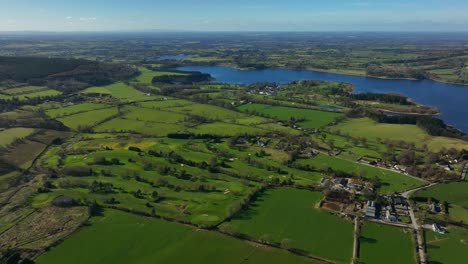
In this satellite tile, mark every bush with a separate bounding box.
[61,166,93,177]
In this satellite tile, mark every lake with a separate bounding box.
[177,65,468,133]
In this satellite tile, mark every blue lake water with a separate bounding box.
[177,65,468,133]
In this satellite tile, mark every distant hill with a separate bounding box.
[0,56,138,93]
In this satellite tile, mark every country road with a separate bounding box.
[399,182,439,264]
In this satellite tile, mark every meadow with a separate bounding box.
[0,88,61,100]
[295,154,424,193]
[414,181,468,207]
[57,107,119,130]
[1,85,47,95]
[425,226,468,264]
[82,82,155,102]
[133,67,187,85]
[221,188,354,263]
[333,118,468,151]
[238,103,342,128]
[36,209,317,264]
[32,137,263,227]
[0,127,35,146]
[359,222,415,264]
[45,103,110,118]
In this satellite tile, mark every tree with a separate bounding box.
[398,149,416,166]
[151,191,159,201]
[369,176,382,189]
[219,224,240,237]
[260,234,274,245]
[281,238,294,250]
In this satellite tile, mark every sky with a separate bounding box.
[1,0,468,32]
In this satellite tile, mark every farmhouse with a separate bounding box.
[385,210,398,222]
[432,223,446,234]
[428,203,440,214]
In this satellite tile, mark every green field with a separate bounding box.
[413,181,468,222]
[57,108,118,130]
[0,128,35,146]
[122,105,186,124]
[0,88,62,100]
[1,86,46,95]
[82,82,155,102]
[359,222,415,264]
[295,154,424,193]
[334,118,468,151]
[414,181,468,207]
[425,226,468,264]
[46,103,109,118]
[238,103,341,128]
[221,188,354,263]
[94,118,185,136]
[133,67,187,84]
[36,209,317,264]
[173,103,243,120]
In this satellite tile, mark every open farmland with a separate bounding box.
[221,188,354,263]
[82,82,155,102]
[57,107,118,130]
[333,118,468,151]
[37,209,317,264]
[0,88,61,100]
[238,103,342,128]
[133,67,187,85]
[414,181,468,207]
[359,222,415,264]
[45,103,110,118]
[294,154,424,193]
[425,226,468,264]
[1,85,47,95]
[94,118,185,136]
[1,140,46,168]
[31,136,265,227]
[0,127,35,146]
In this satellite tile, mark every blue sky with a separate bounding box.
[1,0,467,31]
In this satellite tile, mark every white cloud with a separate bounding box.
[79,17,97,22]
[66,16,73,20]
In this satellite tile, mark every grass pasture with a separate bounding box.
[295,154,424,193]
[57,107,118,130]
[37,209,316,264]
[94,118,185,136]
[46,103,109,118]
[171,103,243,120]
[221,188,354,263]
[1,140,46,168]
[333,118,468,151]
[2,85,46,95]
[0,88,61,100]
[238,103,341,128]
[82,82,154,102]
[414,181,468,207]
[133,67,187,84]
[122,105,186,124]
[359,222,415,264]
[0,127,35,146]
[425,226,468,264]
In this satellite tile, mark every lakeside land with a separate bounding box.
[0,48,467,263]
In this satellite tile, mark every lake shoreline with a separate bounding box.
[184,61,468,87]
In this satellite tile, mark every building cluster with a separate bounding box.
[320,177,373,194]
[361,195,410,223]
